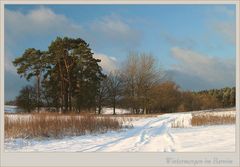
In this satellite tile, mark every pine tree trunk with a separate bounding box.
[113,97,116,115]
[36,75,40,113]
[60,80,64,112]
[68,76,72,112]
[64,86,68,112]
[98,105,101,114]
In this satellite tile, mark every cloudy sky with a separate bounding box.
[4,4,236,101]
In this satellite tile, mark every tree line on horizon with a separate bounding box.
[9,37,236,114]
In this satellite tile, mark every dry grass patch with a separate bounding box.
[5,113,123,139]
[191,114,235,126]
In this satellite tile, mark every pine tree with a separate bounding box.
[45,37,105,112]
[13,48,47,112]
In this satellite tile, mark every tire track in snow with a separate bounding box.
[99,115,179,152]
[140,114,182,152]
[128,117,165,152]
[78,117,161,152]
[81,115,179,152]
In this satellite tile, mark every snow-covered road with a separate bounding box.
[4,112,235,152]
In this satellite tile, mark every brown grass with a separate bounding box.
[191,114,235,126]
[171,111,236,128]
[5,113,123,139]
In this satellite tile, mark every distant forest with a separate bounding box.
[6,37,236,114]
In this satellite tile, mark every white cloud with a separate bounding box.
[93,52,118,73]
[5,7,83,48]
[5,7,85,73]
[170,47,235,85]
[91,15,134,37]
[4,48,18,74]
[89,15,141,48]
[4,56,16,74]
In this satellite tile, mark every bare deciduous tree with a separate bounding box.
[121,52,164,114]
[96,78,108,114]
[106,71,123,115]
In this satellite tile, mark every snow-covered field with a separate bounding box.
[4,109,236,152]
[4,106,131,114]
[100,108,131,115]
[4,105,20,113]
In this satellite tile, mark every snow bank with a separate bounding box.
[171,125,235,152]
[170,113,192,128]
[5,114,32,122]
[99,108,131,115]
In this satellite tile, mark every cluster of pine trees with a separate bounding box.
[197,87,235,108]
[12,37,236,114]
[13,37,105,113]
[166,87,236,113]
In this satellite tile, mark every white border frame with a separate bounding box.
[0,0,239,166]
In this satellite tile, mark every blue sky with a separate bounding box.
[4,4,236,101]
